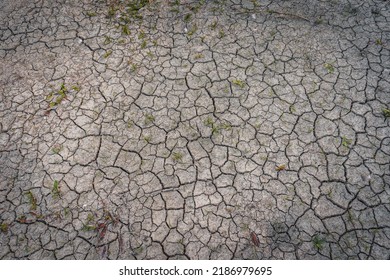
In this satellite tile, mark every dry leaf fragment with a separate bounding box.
[118,233,124,254]
[250,231,260,247]
[276,164,286,171]
[97,223,107,241]
[100,245,107,259]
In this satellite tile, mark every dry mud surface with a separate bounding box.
[0,0,389,259]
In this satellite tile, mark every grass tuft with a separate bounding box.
[341,136,352,148]
[144,114,155,125]
[0,223,8,233]
[26,191,37,210]
[382,108,390,118]
[324,63,334,74]
[312,235,325,251]
[52,180,61,199]
[172,152,183,162]
[232,79,245,88]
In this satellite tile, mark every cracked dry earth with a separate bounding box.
[0,0,390,260]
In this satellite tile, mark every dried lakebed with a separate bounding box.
[0,0,389,259]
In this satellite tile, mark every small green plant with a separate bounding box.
[144,114,155,125]
[326,188,333,198]
[64,207,70,217]
[103,50,113,58]
[203,117,225,135]
[71,85,80,92]
[241,223,249,231]
[324,63,334,74]
[108,6,116,18]
[314,18,323,24]
[211,126,220,135]
[130,63,138,72]
[341,136,352,148]
[266,9,275,14]
[82,213,96,231]
[152,40,158,46]
[120,15,131,24]
[172,0,181,6]
[218,29,225,38]
[54,84,66,98]
[124,0,149,19]
[210,20,217,30]
[87,213,94,223]
[146,51,154,58]
[47,83,68,108]
[169,0,180,13]
[103,209,115,223]
[143,135,152,143]
[82,224,96,231]
[187,24,197,36]
[220,123,232,131]
[26,191,37,210]
[133,246,143,255]
[269,31,276,37]
[0,223,8,233]
[383,108,390,118]
[104,36,112,45]
[204,116,214,127]
[138,30,146,39]
[184,13,192,22]
[347,209,355,223]
[190,3,202,13]
[86,11,97,17]
[52,144,63,154]
[172,152,183,162]
[52,180,61,199]
[232,79,245,88]
[141,40,147,49]
[312,235,325,250]
[194,53,204,59]
[122,25,131,35]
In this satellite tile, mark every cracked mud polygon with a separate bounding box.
[0,0,389,260]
